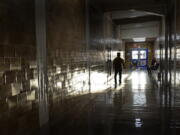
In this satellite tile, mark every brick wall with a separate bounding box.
[46,0,117,132]
[0,0,39,135]
[0,0,117,134]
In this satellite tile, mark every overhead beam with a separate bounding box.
[106,7,165,16]
[91,1,166,15]
[113,15,162,25]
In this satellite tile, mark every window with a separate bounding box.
[140,50,146,59]
[132,50,138,59]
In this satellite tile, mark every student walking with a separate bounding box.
[113,52,125,86]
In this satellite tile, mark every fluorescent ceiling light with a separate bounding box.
[133,37,146,42]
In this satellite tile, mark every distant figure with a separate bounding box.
[151,57,159,70]
[113,52,125,86]
[147,57,159,73]
[151,57,157,67]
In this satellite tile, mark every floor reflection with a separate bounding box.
[51,70,164,135]
[85,70,162,135]
[131,71,147,90]
[131,71,147,106]
[133,93,146,106]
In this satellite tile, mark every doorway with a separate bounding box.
[131,48,148,69]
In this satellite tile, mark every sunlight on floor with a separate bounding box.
[131,71,147,106]
[131,71,147,91]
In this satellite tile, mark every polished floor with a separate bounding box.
[88,70,162,135]
[51,70,177,135]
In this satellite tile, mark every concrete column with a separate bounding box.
[85,0,91,93]
[35,0,49,134]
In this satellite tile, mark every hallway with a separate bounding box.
[0,0,180,135]
[88,71,161,135]
[51,70,163,135]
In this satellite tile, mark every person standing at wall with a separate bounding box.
[113,52,125,87]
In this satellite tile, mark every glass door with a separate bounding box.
[131,48,148,69]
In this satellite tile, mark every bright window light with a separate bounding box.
[133,38,146,42]
[132,50,138,59]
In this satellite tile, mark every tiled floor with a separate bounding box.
[51,70,176,135]
[88,70,162,135]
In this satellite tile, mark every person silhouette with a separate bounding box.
[113,52,125,86]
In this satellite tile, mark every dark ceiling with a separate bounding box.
[90,0,166,25]
[89,0,167,42]
[90,0,166,13]
[114,15,162,25]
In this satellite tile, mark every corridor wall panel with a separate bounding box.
[175,0,180,89]
[0,0,39,135]
[46,0,116,133]
[46,0,89,130]
[0,0,118,134]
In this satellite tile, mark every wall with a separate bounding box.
[46,0,89,131]
[175,0,180,88]
[157,0,180,133]
[120,22,160,39]
[154,38,160,60]
[162,0,180,133]
[46,0,117,134]
[0,0,39,135]
[0,0,118,134]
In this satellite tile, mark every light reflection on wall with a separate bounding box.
[177,48,180,60]
[177,35,180,42]
[55,70,109,96]
[176,72,180,86]
[51,63,131,97]
[71,72,89,94]
[162,48,165,59]
[90,71,108,93]
[155,50,160,59]
[171,47,175,59]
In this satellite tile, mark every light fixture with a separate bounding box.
[133,37,146,42]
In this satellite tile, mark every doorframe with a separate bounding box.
[131,48,148,69]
